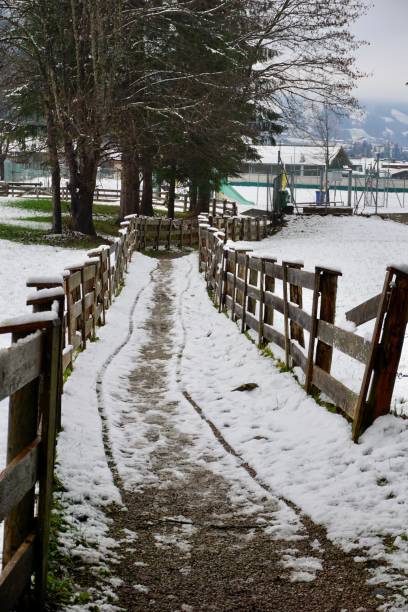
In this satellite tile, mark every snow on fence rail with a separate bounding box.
[199,222,408,442]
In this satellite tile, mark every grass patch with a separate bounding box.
[4,198,70,214]
[0,222,111,249]
[4,198,120,217]
[46,475,92,610]
[63,365,73,384]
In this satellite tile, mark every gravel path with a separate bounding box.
[105,256,391,611]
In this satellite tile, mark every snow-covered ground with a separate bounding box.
[175,253,408,608]
[234,185,408,213]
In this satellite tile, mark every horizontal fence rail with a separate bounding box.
[199,223,408,442]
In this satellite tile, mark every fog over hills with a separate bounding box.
[340,101,408,145]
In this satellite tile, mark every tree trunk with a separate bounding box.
[168,165,176,219]
[197,181,211,213]
[141,167,154,216]
[189,180,198,212]
[0,155,5,182]
[120,150,140,219]
[47,111,62,234]
[64,138,97,235]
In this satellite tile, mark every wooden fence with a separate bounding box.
[0,214,138,610]
[133,216,199,251]
[199,223,408,442]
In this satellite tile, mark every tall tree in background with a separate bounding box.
[0,0,368,230]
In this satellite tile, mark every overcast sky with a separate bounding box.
[352,0,407,103]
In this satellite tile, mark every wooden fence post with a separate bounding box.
[241,253,251,333]
[287,262,306,348]
[218,245,226,313]
[35,318,61,608]
[305,268,322,392]
[262,257,276,339]
[353,267,408,440]
[282,262,291,368]
[231,250,238,321]
[315,268,341,373]
[26,290,65,431]
[247,257,258,319]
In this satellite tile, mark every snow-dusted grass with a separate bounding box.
[173,253,408,606]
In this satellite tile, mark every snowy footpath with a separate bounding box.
[57,250,408,611]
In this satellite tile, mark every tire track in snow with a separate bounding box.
[95,263,159,492]
[174,256,303,510]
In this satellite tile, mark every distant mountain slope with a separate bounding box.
[340,101,408,144]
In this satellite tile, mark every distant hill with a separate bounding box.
[340,101,408,145]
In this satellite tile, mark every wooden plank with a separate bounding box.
[237,252,247,266]
[72,333,82,350]
[286,267,316,291]
[245,312,259,333]
[71,300,82,319]
[0,333,42,402]
[358,270,408,435]
[263,323,286,350]
[290,342,307,372]
[288,303,312,332]
[235,276,245,291]
[35,319,61,606]
[248,257,262,272]
[84,292,95,310]
[0,438,39,522]
[264,261,284,280]
[247,285,260,301]
[312,366,357,419]
[62,347,73,373]
[315,268,341,375]
[234,302,243,319]
[0,533,35,611]
[264,292,285,315]
[83,265,96,283]
[317,320,371,364]
[85,318,94,338]
[345,293,382,327]
[66,271,82,293]
[282,263,290,367]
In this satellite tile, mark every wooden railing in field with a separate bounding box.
[0,213,139,610]
[199,223,408,441]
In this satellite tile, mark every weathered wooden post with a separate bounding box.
[263,258,277,330]
[286,262,306,348]
[26,288,65,431]
[305,268,322,393]
[247,256,259,318]
[36,317,61,608]
[282,262,291,367]
[240,253,250,333]
[315,268,341,373]
[353,266,408,440]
